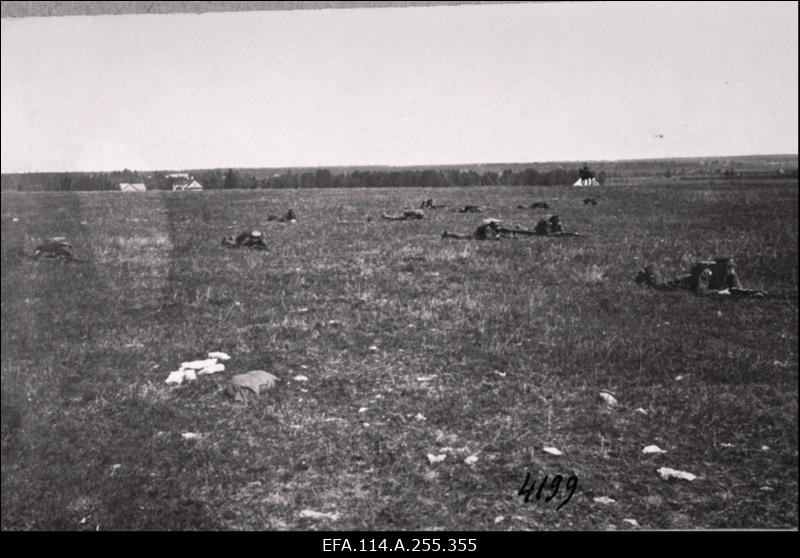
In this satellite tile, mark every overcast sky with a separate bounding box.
[1,1,797,173]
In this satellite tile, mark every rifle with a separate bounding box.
[497,226,583,238]
[497,226,538,237]
[728,288,797,301]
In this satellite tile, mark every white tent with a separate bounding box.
[573,177,600,187]
[120,182,147,192]
[172,179,204,191]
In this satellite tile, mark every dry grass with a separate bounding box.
[1,181,797,530]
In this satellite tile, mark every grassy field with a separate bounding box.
[1,181,797,531]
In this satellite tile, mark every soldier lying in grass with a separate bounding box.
[29,237,88,263]
[529,215,581,237]
[635,257,779,298]
[420,198,448,209]
[442,218,503,240]
[221,230,268,250]
[381,209,425,220]
[267,209,297,222]
[517,201,550,209]
[455,204,482,213]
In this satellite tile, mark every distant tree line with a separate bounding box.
[3,162,795,192]
[0,167,609,192]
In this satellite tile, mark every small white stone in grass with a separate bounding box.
[181,358,218,370]
[493,370,507,377]
[593,496,616,504]
[300,365,308,370]
[427,453,447,464]
[675,375,685,381]
[207,351,230,361]
[293,375,309,382]
[494,516,505,524]
[720,443,735,448]
[197,363,224,375]
[369,345,379,352]
[657,467,696,481]
[165,371,185,384]
[635,408,648,415]
[761,445,770,451]
[362,422,370,427]
[417,375,437,382]
[642,445,667,454]
[599,392,618,406]
[415,413,426,421]
[12,217,19,222]
[623,519,640,527]
[181,432,201,440]
[464,455,479,466]
[760,486,774,492]
[299,510,340,521]
[543,447,563,456]
[358,407,368,413]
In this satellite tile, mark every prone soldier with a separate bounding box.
[442,218,503,240]
[635,257,772,297]
[382,209,425,220]
[222,230,268,250]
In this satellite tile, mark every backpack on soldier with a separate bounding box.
[688,260,715,291]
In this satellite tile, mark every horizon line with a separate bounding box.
[3,152,798,175]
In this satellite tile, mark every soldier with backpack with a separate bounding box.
[381,209,425,220]
[442,218,503,240]
[222,230,268,250]
[30,237,88,263]
[532,215,581,237]
[635,257,767,297]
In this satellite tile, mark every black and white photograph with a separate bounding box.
[1,1,797,536]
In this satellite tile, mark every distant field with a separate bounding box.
[1,181,797,530]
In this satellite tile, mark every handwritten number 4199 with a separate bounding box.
[518,472,578,511]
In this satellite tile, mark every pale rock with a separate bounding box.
[181,358,218,370]
[207,351,231,361]
[642,445,667,454]
[165,370,185,384]
[657,467,696,481]
[427,453,447,464]
[593,496,616,504]
[299,509,340,521]
[599,392,618,406]
[197,362,225,375]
